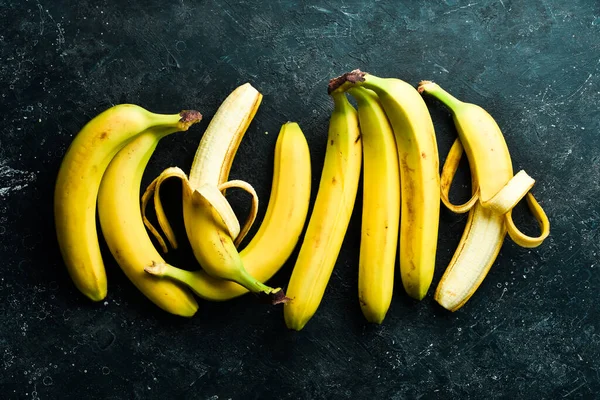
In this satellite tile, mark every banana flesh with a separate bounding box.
[54,104,201,301]
[284,92,362,331]
[142,83,289,303]
[97,127,199,316]
[348,87,400,324]
[418,81,550,311]
[144,122,311,301]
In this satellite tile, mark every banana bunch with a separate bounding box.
[141,83,311,304]
[284,70,550,330]
[55,83,312,315]
[55,73,550,326]
[284,70,441,330]
[54,105,202,315]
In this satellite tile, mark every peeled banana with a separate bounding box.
[418,80,550,311]
[143,83,289,303]
[144,122,311,301]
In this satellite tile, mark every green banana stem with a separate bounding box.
[417,81,464,110]
[145,262,289,304]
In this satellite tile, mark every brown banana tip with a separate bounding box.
[327,69,366,94]
[256,289,291,305]
[179,110,203,126]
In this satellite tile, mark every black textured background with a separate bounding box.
[1,0,599,399]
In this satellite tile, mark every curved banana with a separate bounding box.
[330,70,441,300]
[284,92,362,331]
[97,126,200,317]
[418,81,550,311]
[143,83,288,303]
[54,104,201,301]
[144,122,311,301]
[347,87,400,324]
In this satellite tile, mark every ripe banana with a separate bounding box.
[97,126,200,317]
[418,80,550,311]
[144,122,311,301]
[54,104,201,301]
[284,92,362,331]
[329,70,441,301]
[347,87,400,324]
[142,83,288,303]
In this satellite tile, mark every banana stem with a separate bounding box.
[150,110,203,131]
[346,86,371,103]
[417,81,463,110]
[145,262,289,305]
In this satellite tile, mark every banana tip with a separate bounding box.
[417,80,435,94]
[327,69,366,94]
[178,110,203,129]
[256,289,291,305]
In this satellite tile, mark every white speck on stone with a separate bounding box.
[0,163,36,197]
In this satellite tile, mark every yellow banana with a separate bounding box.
[144,122,311,301]
[330,70,440,300]
[418,81,550,311]
[347,87,400,324]
[284,92,362,331]
[54,104,201,301]
[142,83,288,303]
[97,125,200,317]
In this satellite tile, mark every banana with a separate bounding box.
[347,87,400,324]
[54,104,201,301]
[144,122,311,301]
[142,83,289,303]
[329,70,440,300]
[284,92,362,331]
[417,81,550,311]
[97,126,200,317]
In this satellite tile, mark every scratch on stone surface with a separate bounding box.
[340,8,359,19]
[541,86,550,103]
[546,58,599,107]
[304,24,351,39]
[434,63,449,73]
[215,0,243,30]
[89,44,125,74]
[529,315,551,331]
[460,323,504,354]
[498,287,508,300]
[37,2,45,35]
[444,2,479,15]
[0,163,36,197]
[499,0,506,9]
[542,0,557,22]
[562,381,587,397]
[553,73,594,105]
[310,5,332,14]
[35,2,65,49]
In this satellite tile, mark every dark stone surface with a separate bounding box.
[1,0,599,398]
